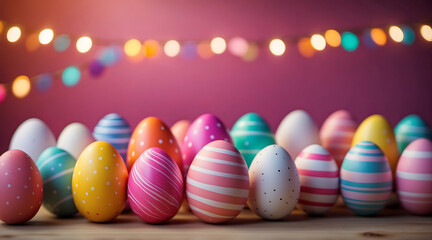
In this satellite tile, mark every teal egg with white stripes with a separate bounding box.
[395,114,432,153]
[36,147,77,217]
[93,113,132,162]
[231,113,275,168]
[340,141,393,216]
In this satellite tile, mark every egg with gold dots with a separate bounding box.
[72,141,128,222]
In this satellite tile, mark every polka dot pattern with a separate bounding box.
[248,145,300,220]
[72,141,128,222]
[127,117,182,173]
[0,150,43,224]
[181,114,232,175]
[394,114,432,153]
[37,146,77,217]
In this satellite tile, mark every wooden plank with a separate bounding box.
[1,205,431,240]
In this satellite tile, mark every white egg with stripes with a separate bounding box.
[37,146,78,217]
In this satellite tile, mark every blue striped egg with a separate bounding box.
[36,147,77,217]
[394,114,432,153]
[340,141,393,216]
[93,113,132,162]
[231,113,275,168]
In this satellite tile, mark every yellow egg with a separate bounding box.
[352,114,399,175]
[72,141,128,222]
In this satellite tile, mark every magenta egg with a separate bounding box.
[0,150,43,224]
[181,113,232,175]
[397,138,432,215]
[128,148,183,223]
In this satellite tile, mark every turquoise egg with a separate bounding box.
[36,147,77,217]
[394,114,432,153]
[231,113,275,168]
[93,113,132,162]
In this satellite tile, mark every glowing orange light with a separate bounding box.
[370,28,387,46]
[198,41,214,59]
[324,29,341,47]
[12,75,31,98]
[298,37,315,58]
[143,40,160,57]
[26,33,40,52]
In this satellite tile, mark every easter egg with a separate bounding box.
[394,114,432,153]
[231,113,276,168]
[36,147,77,217]
[128,148,183,223]
[275,110,320,159]
[186,140,248,223]
[58,122,95,159]
[352,115,399,175]
[93,113,132,161]
[320,110,356,168]
[9,118,56,161]
[171,120,191,145]
[127,117,182,172]
[72,141,128,222]
[295,144,339,215]
[0,150,43,224]
[341,141,392,216]
[248,145,300,220]
[396,138,432,215]
[181,113,232,174]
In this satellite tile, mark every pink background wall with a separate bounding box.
[0,0,431,154]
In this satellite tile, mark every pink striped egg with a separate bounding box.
[320,110,356,168]
[397,138,432,215]
[341,141,392,216]
[128,148,183,223]
[295,144,339,215]
[186,140,249,223]
[181,114,232,175]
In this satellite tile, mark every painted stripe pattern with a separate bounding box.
[295,144,339,215]
[186,140,249,223]
[93,113,132,162]
[396,138,432,215]
[36,146,77,217]
[231,113,276,168]
[128,148,183,223]
[320,110,356,168]
[340,141,392,216]
[394,115,432,153]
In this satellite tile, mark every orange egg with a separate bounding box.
[171,120,191,145]
[127,117,183,173]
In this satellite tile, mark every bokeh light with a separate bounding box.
[228,37,249,57]
[54,34,71,52]
[0,84,6,103]
[89,60,105,77]
[420,25,432,41]
[7,26,21,42]
[197,41,214,59]
[124,39,142,57]
[181,41,198,59]
[12,75,31,98]
[0,21,4,35]
[401,25,415,45]
[76,36,92,53]
[39,28,54,45]
[325,29,341,47]
[36,74,53,92]
[143,40,160,57]
[98,46,122,66]
[341,32,359,51]
[62,66,81,87]
[25,33,40,52]
[241,42,259,62]
[210,37,226,54]
[164,40,181,57]
[298,37,315,58]
[269,39,286,56]
[389,26,404,42]
[310,34,326,51]
[370,28,387,46]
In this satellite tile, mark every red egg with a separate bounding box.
[0,150,43,224]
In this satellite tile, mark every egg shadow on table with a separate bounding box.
[1,220,60,228]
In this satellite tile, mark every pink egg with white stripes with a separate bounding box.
[295,144,339,215]
[128,148,183,223]
[320,110,356,168]
[186,140,249,223]
[181,114,232,175]
[397,138,432,215]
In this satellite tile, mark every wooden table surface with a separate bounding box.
[1,204,431,240]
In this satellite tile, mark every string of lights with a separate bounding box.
[0,19,431,103]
